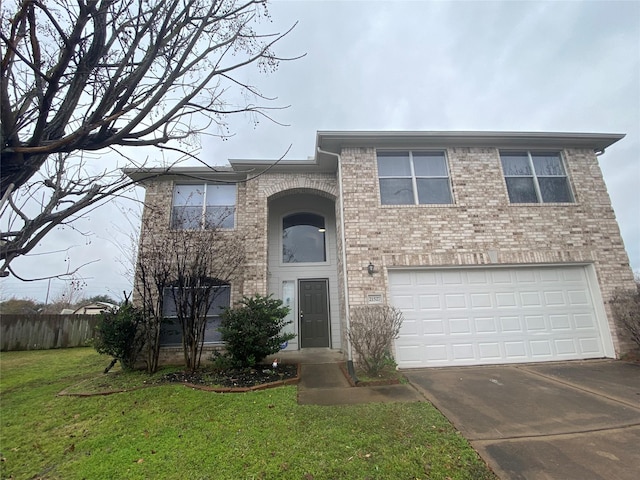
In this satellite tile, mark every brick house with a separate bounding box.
[126,131,636,368]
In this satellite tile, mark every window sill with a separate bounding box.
[379,203,456,208]
[507,202,578,207]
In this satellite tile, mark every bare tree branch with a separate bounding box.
[0,0,299,275]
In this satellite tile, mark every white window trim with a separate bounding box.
[171,183,237,230]
[500,150,574,204]
[161,284,231,345]
[376,150,453,205]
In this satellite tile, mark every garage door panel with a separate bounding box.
[415,271,438,285]
[521,291,542,307]
[554,338,578,355]
[579,338,602,354]
[452,344,475,360]
[500,316,522,332]
[568,290,590,306]
[504,341,527,358]
[550,314,571,330]
[390,266,611,368]
[544,291,565,306]
[471,293,492,308]
[449,318,472,334]
[423,319,445,335]
[539,269,561,282]
[575,313,597,329]
[419,294,440,309]
[442,270,463,285]
[516,269,536,283]
[525,315,546,331]
[491,270,513,283]
[467,270,489,284]
[392,294,415,309]
[496,292,517,307]
[475,317,498,333]
[530,340,553,357]
[478,342,501,359]
[444,294,466,309]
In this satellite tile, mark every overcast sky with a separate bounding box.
[1,0,638,303]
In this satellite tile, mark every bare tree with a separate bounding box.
[1,0,297,277]
[135,204,245,372]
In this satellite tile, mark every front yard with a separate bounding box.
[0,348,496,479]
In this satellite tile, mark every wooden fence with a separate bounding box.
[0,314,101,351]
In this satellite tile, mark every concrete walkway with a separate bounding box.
[404,360,640,480]
[297,362,424,405]
[266,349,424,405]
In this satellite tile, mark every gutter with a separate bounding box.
[317,147,353,365]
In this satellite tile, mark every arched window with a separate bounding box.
[283,213,326,263]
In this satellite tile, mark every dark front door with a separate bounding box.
[299,279,330,348]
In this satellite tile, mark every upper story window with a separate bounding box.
[283,213,326,263]
[377,151,453,205]
[500,151,573,203]
[171,184,236,230]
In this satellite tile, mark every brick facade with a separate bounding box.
[131,131,636,363]
[338,146,635,355]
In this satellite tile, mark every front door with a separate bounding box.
[299,279,330,348]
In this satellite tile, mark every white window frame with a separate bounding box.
[500,151,574,204]
[160,284,231,346]
[171,183,236,230]
[377,150,453,205]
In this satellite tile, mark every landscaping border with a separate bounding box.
[58,363,301,397]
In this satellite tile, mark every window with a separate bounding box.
[377,151,453,205]
[500,151,573,203]
[283,213,326,263]
[160,284,230,346]
[171,184,236,229]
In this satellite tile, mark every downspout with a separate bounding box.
[317,147,353,365]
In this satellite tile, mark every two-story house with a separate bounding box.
[126,131,636,368]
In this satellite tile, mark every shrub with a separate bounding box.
[219,294,295,368]
[610,280,640,350]
[94,301,144,372]
[348,305,403,377]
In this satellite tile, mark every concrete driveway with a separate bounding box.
[404,360,640,480]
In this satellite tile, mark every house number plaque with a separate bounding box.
[366,292,384,304]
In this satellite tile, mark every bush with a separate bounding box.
[219,294,295,368]
[348,305,403,377]
[94,302,144,372]
[610,280,640,350]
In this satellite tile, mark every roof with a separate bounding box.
[124,131,625,181]
[316,130,624,153]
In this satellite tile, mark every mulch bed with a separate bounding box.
[339,362,404,387]
[59,363,300,397]
[162,363,300,390]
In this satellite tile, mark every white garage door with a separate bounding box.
[389,266,614,368]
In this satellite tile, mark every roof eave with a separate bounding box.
[316,131,625,153]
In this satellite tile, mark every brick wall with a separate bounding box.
[338,146,636,355]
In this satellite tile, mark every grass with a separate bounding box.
[0,348,496,480]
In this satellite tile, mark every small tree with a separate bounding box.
[133,205,245,372]
[219,294,295,368]
[347,305,403,377]
[94,300,144,373]
[610,279,640,350]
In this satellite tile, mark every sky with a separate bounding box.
[1,0,639,303]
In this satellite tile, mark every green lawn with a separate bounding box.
[0,348,496,480]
